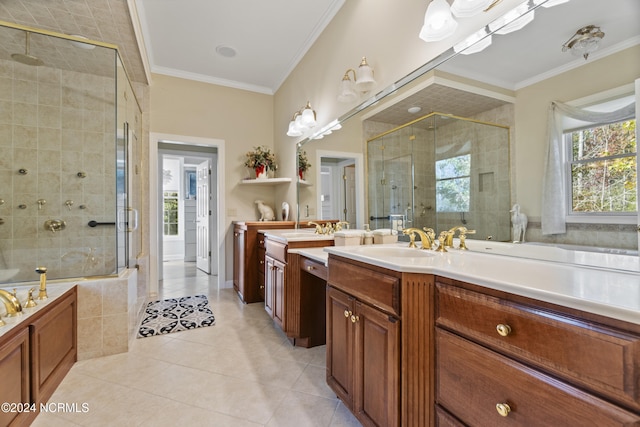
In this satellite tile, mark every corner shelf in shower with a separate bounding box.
[240,177,292,186]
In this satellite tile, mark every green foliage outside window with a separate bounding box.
[163,191,179,235]
[569,120,636,213]
[435,154,470,212]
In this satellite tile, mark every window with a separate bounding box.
[566,119,636,215]
[435,154,470,212]
[163,191,179,235]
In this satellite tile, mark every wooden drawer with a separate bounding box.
[436,329,640,427]
[265,239,287,263]
[301,257,327,281]
[436,282,640,411]
[328,256,400,317]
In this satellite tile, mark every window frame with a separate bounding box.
[563,118,637,225]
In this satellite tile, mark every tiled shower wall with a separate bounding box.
[0,58,117,282]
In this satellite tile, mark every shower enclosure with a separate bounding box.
[0,23,141,284]
[367,113,511,242]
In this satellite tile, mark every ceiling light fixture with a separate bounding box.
[287,102,317,137]
[562,25,605,60]
[408,106,422,114]
[215,45,237,58]
[337,57,376,103]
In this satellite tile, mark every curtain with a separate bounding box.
[541,100,636,235]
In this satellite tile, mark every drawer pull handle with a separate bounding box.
[344,310,352,318]
[259,260,264,265]
[259,240,264,244]
[496,403,511,417]
[307,265,315,271]
[496,324,512,337]
[350,314,359,323]
[260,285,265,290]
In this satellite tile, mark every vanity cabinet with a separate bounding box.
[0,328,30,427]
[0,286,77,427]
[327,256,403,427]
[435,278,640,426]
[263,232,335,347]
[233,221,296,303]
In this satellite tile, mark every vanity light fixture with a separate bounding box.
[451,0,494,18]
[419,0,458,42]
[337,57,376,103]
[562,25,605,60]
[488,2,534,35]
[454,27,492,54]
[286,102,317,137]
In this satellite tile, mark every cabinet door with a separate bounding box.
[326,286,355,409]
[0,328,30,427]
[232,228,245,295]
[273,258,285,329]
[265,255,275,318]
[30,291,77,405]
[354,300,400,427]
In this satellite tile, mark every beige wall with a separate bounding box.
[148,73,274,280]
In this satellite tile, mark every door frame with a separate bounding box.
[315,150,365,229]
[149,132,225,297]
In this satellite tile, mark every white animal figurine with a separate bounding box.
[510,203,528,243]
[255,200,275,221]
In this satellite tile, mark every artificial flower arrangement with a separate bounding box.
[297,150,311,179]
[244,145,278,178]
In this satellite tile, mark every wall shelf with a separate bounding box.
[299,179,312,187]
[240,177,292,186]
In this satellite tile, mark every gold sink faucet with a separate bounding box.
[335,221,349,232]
[0,289,23,321]
[308,221,323,234]
[402,227,434,249]
[35,266,48,300]
[443,226,477,250]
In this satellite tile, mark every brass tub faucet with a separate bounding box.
[36,266,48,300]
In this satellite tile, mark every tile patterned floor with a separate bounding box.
[32,261,362,426]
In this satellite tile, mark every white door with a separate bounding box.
[196,160,211,273]
[344,164,356,224]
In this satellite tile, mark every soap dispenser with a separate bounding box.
[363,224,374,245]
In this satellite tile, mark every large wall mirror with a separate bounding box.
[296,0,639,270]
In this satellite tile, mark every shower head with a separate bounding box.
[11,32,44,66]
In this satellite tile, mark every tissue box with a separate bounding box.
[373,229,398,244]
[334,230,364,246]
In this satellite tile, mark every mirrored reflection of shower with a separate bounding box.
[367,111,511,242]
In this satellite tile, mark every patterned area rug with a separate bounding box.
[137,295,215,338]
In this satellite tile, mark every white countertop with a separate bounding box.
[0,283,76,338]
[322,243,640,325]
[290,247,330,266]
[262,228,334,243]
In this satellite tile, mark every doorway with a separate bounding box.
[149,133,226,297]
[315,150,365,228]
[158,149,216,273]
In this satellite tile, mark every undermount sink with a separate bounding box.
[281,231,323,238]
[349,245,435,258]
